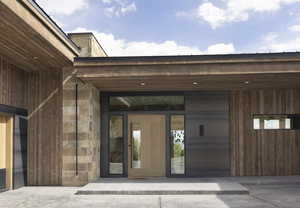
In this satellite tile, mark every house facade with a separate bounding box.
[1,0,300,191]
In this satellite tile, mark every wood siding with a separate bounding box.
[0,55,63,185]
[230,89,300,176]
[0,55,28,109]
[27,71,62,185]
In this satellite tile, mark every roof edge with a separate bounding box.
[24,0,80,56]
[74,52,300,66]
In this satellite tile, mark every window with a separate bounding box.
[109,96,184,111]
[109,116,124,174]
[170,115,185,175]
[132,130,141,169]
[253,115,300,130]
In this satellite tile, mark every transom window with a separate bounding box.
[253,115,300,130]
[109,96,184,111]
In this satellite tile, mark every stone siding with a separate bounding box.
[62,76,100,186]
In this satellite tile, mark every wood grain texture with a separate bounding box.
[0,55,28,109]
[0,55,63,185]
[230,89,300,176]
[27,71,63,185]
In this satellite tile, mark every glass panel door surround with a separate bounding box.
[170,115,185,175]
[109,116,124,175]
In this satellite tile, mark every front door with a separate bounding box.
[128,114,166,178]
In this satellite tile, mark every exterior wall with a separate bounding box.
[230,89,300,176]
[90,36,107,57]
[0,55,28,109]
[68,33,107,57]
[62,72,100,186]
[27,71,63,185]
[0,54,64,185]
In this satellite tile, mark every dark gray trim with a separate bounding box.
[100,95,109,177]
[103,91,184,97]
[75,84,79,176]
[107,114,125,177]
[167,114,187,177]
[75,52,300,63]
[166,115,171,177]
[101,91,231,178]
[0,169,6,189]
[0,104,27,116]
[13,115,28,189]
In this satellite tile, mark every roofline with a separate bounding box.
[74,52,300,66]
[68,32,108,57]
[25,0,80,56]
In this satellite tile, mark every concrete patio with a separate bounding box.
[75,176,300,195]
[1,177,300,207]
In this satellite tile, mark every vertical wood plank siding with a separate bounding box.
[0,55,28,108]
[27,71,62,185]
[0,55,63,185]
[230,89,300,176]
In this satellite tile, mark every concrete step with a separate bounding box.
[76,182,249,195]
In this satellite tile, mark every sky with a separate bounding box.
[36,0,300,56]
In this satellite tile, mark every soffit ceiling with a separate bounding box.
[77,73,300,91]
[0,2,75,72]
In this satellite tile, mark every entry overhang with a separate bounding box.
[0,0,80,71]
[74,53,300,91]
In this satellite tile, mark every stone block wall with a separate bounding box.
[62,76,100,186]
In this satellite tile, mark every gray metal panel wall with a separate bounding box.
[185,92,230,177]
[13,116,27,189]
[0,169,5,189]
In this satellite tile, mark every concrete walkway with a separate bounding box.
[76,182,249,195]
[1,177,300,207]
[2,183,300,208]
[76,176,300,195]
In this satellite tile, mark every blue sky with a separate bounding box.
[36,0,300,56]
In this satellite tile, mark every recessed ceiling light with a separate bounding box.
[140,82,146,86]
[244,81,250,84]
[193,82,198,85]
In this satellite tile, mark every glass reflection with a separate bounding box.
[109,96,184,111]
[171,115,185,175]
[132,130,141,168]
[109,116,123,174]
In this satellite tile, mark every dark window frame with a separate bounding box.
[252,114,300,130]
[169,114,186,177]
[108,114,125,176]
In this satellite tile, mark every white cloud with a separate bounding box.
[195,0,300,29]
[36,0,89,15]
[198,2,248,29]
[71,28,236,56]
[101,0,137,17]
[101,0,113,3]
[289,25,300,32]
[206,43,235,54]
[121,2,137,15]
[262,38,300,52]
[263,32,278,42]
[261,32,300,52]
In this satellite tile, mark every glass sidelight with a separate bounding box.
[131,129,141,169]
[109,116,124,174]
[170,115,185,175]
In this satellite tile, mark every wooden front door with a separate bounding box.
[128,114,166,178]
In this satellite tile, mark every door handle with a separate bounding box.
[199,125,204,136]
